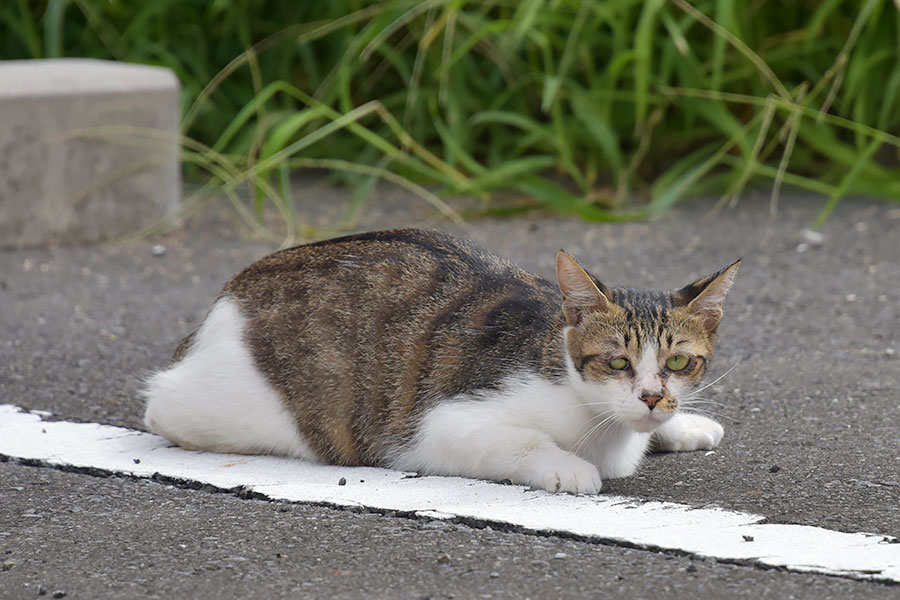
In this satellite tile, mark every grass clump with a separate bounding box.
[2,0,899,239]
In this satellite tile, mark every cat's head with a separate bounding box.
[556,252,740,433]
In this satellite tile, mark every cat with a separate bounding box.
[143,228,739,494]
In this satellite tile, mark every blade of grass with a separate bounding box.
[633,0,666,129]
[812,137,883,228]
[672,0,790,100]
[721,95,777,207]
[816,0,879,122]
[651,110,764,214]
[42,0,70,58]
[514,175,644,222]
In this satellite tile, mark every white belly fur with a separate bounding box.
[143,297,317,460]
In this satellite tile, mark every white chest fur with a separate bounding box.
[389,372,653,493]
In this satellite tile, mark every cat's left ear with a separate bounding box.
[674,259,741,333]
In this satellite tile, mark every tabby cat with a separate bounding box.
[144,229,739,494]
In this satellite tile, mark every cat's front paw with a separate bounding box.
[526,452,603,494]
[652,413,724,452]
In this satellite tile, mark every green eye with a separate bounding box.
[666,355,690,371]
[609,358,630,370]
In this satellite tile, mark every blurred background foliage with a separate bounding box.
[2,0,899,237]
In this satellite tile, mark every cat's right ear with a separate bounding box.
[556,251,617,326]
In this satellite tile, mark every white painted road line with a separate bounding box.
[2,403,898,583]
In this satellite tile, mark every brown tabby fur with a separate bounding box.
[171,228,737,467]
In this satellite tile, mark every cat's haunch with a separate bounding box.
[143,229,738,494]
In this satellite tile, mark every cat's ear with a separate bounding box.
[556,251,617,326]
[674,259,741,333]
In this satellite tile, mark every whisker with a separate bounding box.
[677,408,740,424]
[574,400,616,409]
[687,359,741,397]
[576,418,621,456]
[680,398,729,409]
[573,413,620,455]
[573,413,616,448]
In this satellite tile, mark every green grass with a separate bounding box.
[3,0,899,241]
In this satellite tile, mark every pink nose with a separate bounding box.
[640,393,662,410]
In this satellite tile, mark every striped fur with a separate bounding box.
[144,228,739,493]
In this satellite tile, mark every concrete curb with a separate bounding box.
[0,59,180,247]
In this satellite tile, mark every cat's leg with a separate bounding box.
[651,412,724,452]
[392,405,602,494]
[143,298,317,460]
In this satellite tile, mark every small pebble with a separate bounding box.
[52,592,67,599]
[799,229,826,244]
[743,535,755,542]
[489,571,500,578]
[37,586,47,596]
[1,560,14,571]
[151,244,167,256]
[553,552,567,559]
[133,458,141,464]
[436,553,451,565]
[338,477,347,486]
[769,465,781,473]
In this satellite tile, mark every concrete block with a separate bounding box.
[0,59,180,247]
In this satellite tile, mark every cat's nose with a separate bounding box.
[640,392,662,410]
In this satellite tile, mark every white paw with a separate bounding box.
[653,413,724,452]
[526,452,603,495]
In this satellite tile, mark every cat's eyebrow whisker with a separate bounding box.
[687,359,741,397]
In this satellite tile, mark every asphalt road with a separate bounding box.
[1,181,898,598]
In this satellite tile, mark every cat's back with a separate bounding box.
[221,230,559,344]
[224,228,544,305]
[210,229,561,464]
